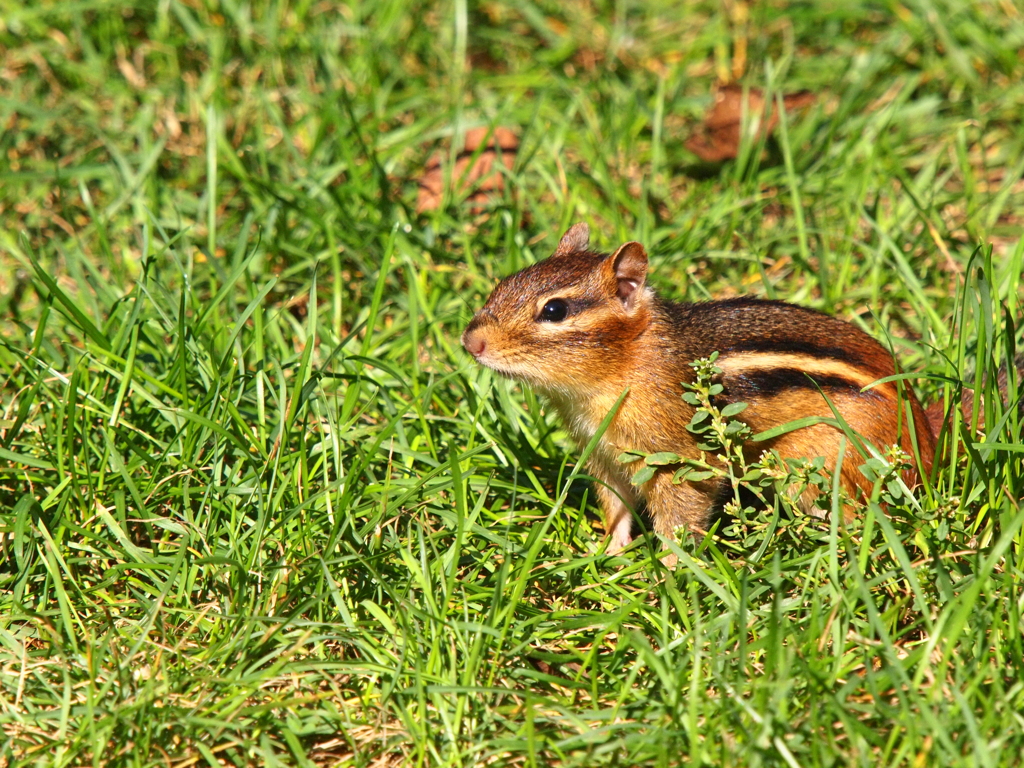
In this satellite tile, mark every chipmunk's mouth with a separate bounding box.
[467,351,531,382]
[462,340,540,384]
[462,320,514,376]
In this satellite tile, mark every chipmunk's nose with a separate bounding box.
[462,312,491,357]
[462,326,486,357]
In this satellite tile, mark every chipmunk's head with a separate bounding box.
[462,223,654,392]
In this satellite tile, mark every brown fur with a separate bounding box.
[462,223,937,552]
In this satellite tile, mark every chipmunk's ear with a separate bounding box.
[610,241,648,311]
[555,223,590,255]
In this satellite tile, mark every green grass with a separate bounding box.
[1,0,1023,765]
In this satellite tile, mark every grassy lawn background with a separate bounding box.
[1,0,1023,765]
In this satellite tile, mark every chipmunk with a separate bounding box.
[462,223,939,553]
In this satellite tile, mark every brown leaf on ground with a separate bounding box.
[416,126,519,213]
[685,84,816,163]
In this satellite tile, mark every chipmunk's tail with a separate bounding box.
[925,353,1024,439]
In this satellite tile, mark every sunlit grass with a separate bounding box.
[1,1,1023,765]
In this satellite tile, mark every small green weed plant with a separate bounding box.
[619,353,839,554]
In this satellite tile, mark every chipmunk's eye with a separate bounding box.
[539,299,569,322]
